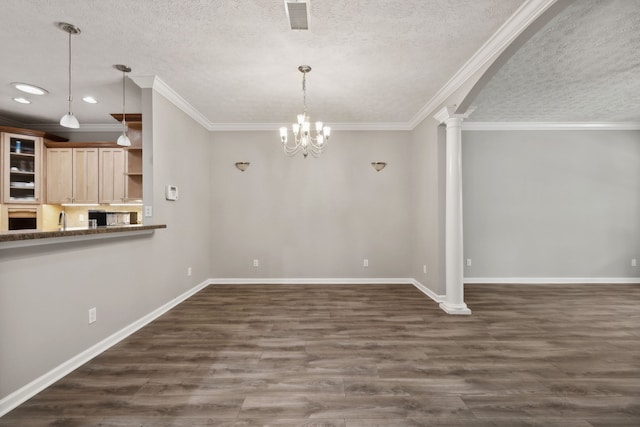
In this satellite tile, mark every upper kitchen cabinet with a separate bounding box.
[72,148,99,204]
[111,114,143,202]
[46,148,73,203]
[2,132,43,204]
[46,147,99,204]
[98,147,125,203]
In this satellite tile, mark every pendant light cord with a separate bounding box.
[67,31,73,111]
[122,70,127,131]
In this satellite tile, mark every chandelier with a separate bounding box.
[279,65,331,158]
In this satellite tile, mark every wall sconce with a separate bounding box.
[371,162,387,172]
[235,162,250,172]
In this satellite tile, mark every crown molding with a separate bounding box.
[1,116,122,134]
[408,0,557,129]
[129,74,212,130]
[0,115,28,128]
[462,122,640,131]
[26,123,122,133]
[208,122,413,132]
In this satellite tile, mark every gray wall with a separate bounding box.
[410,119,445,294]
[462,129,640,279]
[0,90,211,400]
[209,131,412,278]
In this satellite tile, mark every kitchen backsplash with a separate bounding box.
[42,204,143,230]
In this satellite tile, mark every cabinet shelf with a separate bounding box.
[10,152,36,157]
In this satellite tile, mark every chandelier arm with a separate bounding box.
[283,140,303,156]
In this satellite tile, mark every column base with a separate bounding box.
[439,301,472,315]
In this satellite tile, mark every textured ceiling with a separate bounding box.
[0,0,524,130]
[470,0,640,123]
[2,0,634,131]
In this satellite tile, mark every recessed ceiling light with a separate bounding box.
[13,97,31,104]
[11,82,49,95]
[82,96,98,104]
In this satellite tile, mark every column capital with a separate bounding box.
[433,105,476,124]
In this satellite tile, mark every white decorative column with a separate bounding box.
[434,106,473,315]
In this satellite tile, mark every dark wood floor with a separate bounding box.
[2,283,639,426]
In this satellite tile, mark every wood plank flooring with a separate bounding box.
[1,283,639,426]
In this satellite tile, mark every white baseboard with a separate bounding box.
[409,279,445,303]
[208,277,414,285]
[0,279,210,418]
[465,277,640,284]
[0,277,444,417]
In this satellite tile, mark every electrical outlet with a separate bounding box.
[466,258,472,267]
[363,259,369,267]
[253,259,259,267]
[144,206,153,217]
[88,307,97,324]
[79,214,84,222]
[187,267,192,276]
[423,264,427,274]
[632,259,637,267]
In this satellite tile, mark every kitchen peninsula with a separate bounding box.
[0,223,166,249]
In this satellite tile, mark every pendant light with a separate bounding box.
[115,64,132,147]
[58,22,81,129]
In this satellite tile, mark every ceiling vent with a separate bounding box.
[285,0,309,30]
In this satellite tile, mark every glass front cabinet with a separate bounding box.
[2,132,43,204]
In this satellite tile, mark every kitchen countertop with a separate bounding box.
[0,224,167,249]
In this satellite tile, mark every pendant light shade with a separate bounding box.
[58,22,81,129]
[60,113,80,129]
[117,133,131,147]
[115,64,132,147]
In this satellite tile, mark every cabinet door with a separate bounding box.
[99,148,125,204]
[46,148,73,204]
[2,133,43,204]
[73,148,99,204]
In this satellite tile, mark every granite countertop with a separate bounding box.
[0,224,167,244]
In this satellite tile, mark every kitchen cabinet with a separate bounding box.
[73,148,99,204]
[111,114,143,202]
[2,132,43,204]
[125,146,142,201]
[46,148,73,203]
[99,148,125,203]
[46,147,99,204]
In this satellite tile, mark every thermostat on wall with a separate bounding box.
[165,185,179,201]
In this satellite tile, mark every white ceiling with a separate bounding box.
[0,0,524,131]
[0,0,636,133]
[469,0,640,123]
